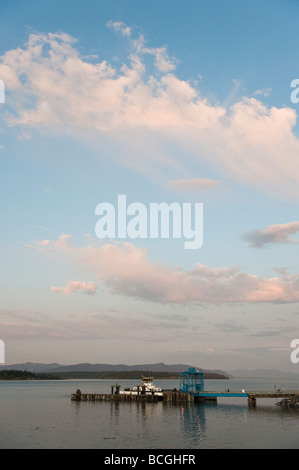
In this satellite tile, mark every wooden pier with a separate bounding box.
[71,389,193,404]
[246,390,299,407]
[71,388,299,407]
[193,390,299,407]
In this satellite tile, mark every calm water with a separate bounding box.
[1,377,299,449]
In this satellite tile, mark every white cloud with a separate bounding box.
[1,25,299,199]
[253,88,272,97]
[51,279,97,295]
[28,236,299,304]
[242,221,299,248]
[106,20,132,37]
[145,46,177,73]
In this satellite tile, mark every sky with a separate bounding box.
[1,0,299,372]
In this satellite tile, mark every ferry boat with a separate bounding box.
[119,375,163,399]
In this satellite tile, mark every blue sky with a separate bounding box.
[1,0,299,372]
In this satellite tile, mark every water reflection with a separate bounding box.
[179,403,208,445]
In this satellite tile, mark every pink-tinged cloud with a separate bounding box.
[243,221,299,247]
[1,27,299,198]
[169,178,222,192]
[51,280,97,295]
[29,236,299,304]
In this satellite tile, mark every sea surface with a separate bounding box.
[1,377,299,449]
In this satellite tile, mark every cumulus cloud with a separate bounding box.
[51,280,97,295]
[1,25,299,198]
[242,221,299,248]
[28,236,299,304]
[145,46,177,73]
[253,88,272,97]
[25,233,73,250]
[106,20,132,37]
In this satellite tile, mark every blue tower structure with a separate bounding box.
[179,367,204,395]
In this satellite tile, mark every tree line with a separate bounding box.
[0,369,61,380]
[0,369,228,380]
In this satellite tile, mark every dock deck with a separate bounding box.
[194,390,299,406]
[195,390,299,398]
[71,389,299,407]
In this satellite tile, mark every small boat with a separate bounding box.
[119,375,163,399]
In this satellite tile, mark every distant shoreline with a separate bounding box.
[0,369,229,381]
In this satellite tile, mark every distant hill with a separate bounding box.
[228,369,299,379]
[49,362,196,373]
[0,362,230,378]
[0,362,61,373]
[4,363,296,380]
